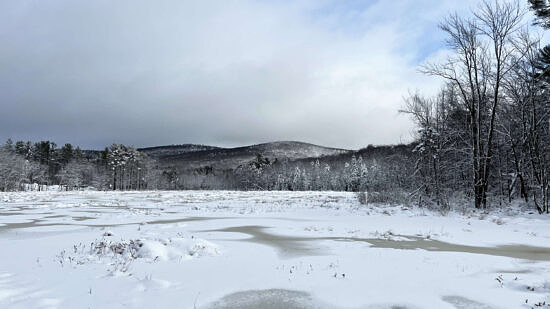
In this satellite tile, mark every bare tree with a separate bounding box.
[421,0,523,208]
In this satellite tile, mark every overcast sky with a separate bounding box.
[1,0,493,149]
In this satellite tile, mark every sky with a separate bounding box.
[0,0,508,150]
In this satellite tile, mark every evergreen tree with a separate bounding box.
[529,1,550,82]
[60,143,74,164]
[14,141,26,155]
[534,44,550,82]
[4,139,13,151]
[529,0,550,28]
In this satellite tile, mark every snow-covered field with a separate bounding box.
[0,191,549,308]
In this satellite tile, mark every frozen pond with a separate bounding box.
[202,225,550,261]
[0,191,549,308]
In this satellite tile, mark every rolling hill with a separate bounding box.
[139,141,352,170]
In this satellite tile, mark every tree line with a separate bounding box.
[402,0,549,212]
[231,152,413,204]
[0,137,413,206]
[0,140,176,191]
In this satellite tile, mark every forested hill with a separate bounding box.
[138,144,222,158]
[140,141,352,169]
[0,138,414,198]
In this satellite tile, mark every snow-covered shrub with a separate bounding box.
[58,235,220,273]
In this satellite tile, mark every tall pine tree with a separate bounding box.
[529,0,550,81]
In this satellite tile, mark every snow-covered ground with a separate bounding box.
[0,191,549,308]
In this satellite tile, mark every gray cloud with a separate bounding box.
[0,0,479,149]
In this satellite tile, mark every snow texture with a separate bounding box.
[0,190,549,308]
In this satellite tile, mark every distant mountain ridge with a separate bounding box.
[139,141,352,169]
[138,144,222,158]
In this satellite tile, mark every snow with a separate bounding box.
[0,191,549,308]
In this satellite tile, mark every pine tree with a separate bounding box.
[534,45,550,82]
[292,167,302,191]
[60,143,74,164]
[4,139,13,151]
[529,1,550,82]
[14,141,26,155]
[529,0,550,28]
